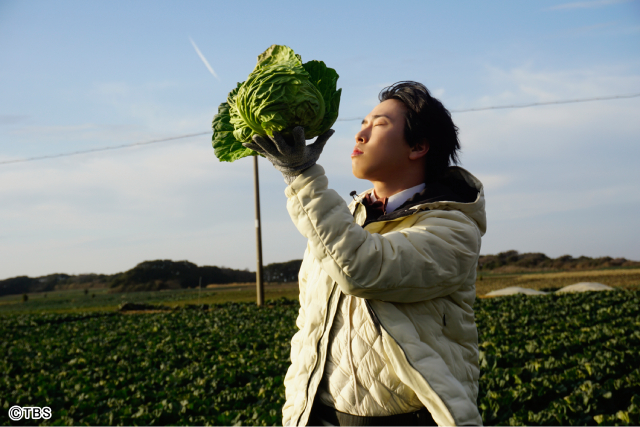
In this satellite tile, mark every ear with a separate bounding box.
[409,139,429,160]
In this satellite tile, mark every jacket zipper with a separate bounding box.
[364,299,382,336]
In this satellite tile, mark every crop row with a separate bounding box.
[1,300,298,426]
[477,291,640,425]
[1,291,639,425]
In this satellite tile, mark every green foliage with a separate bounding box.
[301,60,341,136]
[476,290,640,425]
[0,299,298,426]
[236,45,324,141]
[212,45,341,162]
[211,81,253,163]
[1,291,638,425]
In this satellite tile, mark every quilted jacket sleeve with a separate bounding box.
[285,165,481,303]
[282,247,310,425]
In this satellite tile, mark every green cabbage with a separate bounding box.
[211,45,341,162]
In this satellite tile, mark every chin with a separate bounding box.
[351,165,364,180]
[351,170,371,181]
[352,162,376,180]
[351,159,368,180]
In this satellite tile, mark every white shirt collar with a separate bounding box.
[370,182,426,213]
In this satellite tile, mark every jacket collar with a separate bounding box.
[349,166,486,233]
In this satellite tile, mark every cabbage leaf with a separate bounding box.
[211,45,341,162]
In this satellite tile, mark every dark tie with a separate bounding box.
[362,193,388,221]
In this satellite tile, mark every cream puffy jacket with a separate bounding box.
[282,164,486,426]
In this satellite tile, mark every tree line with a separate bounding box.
[2,251,638,297]
[0,259,303,297]
[478,250,639,272]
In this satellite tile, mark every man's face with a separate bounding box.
[351,99,412,182]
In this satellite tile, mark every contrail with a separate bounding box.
[189,36,219,80]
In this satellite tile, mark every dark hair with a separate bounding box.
[378,81,460,182]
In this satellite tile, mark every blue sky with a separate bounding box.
[1,0,639,279]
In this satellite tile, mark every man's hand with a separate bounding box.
[242,126,334,185]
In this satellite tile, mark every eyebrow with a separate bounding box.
[361,114,390,124]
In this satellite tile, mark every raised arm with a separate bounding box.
[285,165,481,303]
[243,126,481,303]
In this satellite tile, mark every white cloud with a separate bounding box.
[483,63,640,101]
[189,36,220,80]
[449,63,640,260]
[474,174,511,191]
[8,123,150,148]
[545,0,632,11]
[564,21,618,36]
[0,139,268,278]
[432,88,446,98]
[486,183,640,222]
[0,115,29,125]
[86,81,209,134]
[456,64,640,156]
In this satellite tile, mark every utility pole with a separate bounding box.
[198,276,202,306]
[253,156,265,306]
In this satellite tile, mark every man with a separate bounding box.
[244,81,486,426]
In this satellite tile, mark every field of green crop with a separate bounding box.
[476,291,640,425]
[1,290,639,426]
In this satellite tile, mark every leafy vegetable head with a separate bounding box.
[212,45,341,162]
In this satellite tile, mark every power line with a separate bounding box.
[336,92,640,121]
[2,92,638,166]
[451,93,640,113]
[0,132,209,166]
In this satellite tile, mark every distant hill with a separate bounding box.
[478,250,640,273]
[107,260,256,293]
[0,259,303,297]
[108,259,304,292]
[2,252,638,297]
[0,273,113,298]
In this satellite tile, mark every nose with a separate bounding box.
[355,127,369,144]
